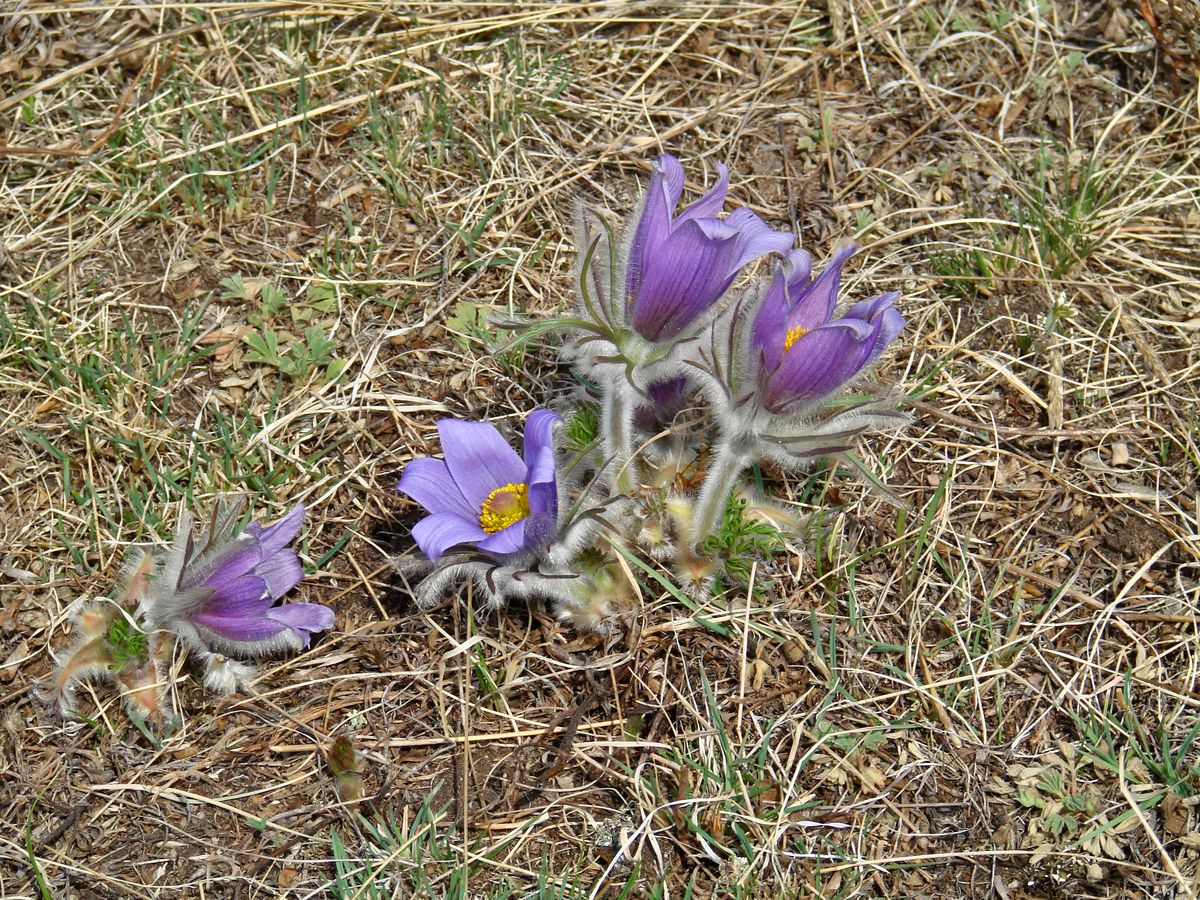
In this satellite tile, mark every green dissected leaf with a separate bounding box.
[104,616,148,667]
[244,330,281,365]
[325,358,349,382]
[1018,787,1043,808]
[219,274,247,300]
[309,281,339,310]
[445,300,492,348]
[260,283,289,320]
[1043,812,1077,837]
[303,326,338,363]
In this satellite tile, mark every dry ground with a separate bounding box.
[2,1,1199,897]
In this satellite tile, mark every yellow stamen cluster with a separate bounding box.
[783,324,810,351]
[479,482,530,534]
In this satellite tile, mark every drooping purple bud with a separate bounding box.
[147,499,334,657]
[633,375,692,432]
[626,155,793,342]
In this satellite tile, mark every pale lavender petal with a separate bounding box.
[526,445,558,518]
[266,603,336,645]
[255,504,305,555]
[720,208,795,275]
[190,543,261,593]
[676,163,729,222]
[784,244,856,336]
[478,519,527,556]
[255,547,304,597]
[412,511,487,561]
[193,610,290,643]
[521,409,562,472]
[398,457,476,519]
[523,409,560,520]
[438,419,525,508]
[762,320,876,413]
[751,250,813,372]
[200,575,271,615]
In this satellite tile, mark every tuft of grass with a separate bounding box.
[562,401,599,452]
[703,495,788,591]
[1010,144,1121,277]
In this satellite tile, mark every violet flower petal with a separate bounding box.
[266,603,336,646]
[634,375,691,431]
[718,208,796,274]
[398,457,477,519]
[439,419,526,509]
[626,155,686,300]
[521,409,562,471]
[633,214,791,342]
[762,319,877,412]
[627,156,793,343]
[478,519,528,556]
[188,543,262,593]
[783,244,856,336]
[254,504,305,555]
[255,547,304,597]
[675,162,729,222]
[751,249,814,372]
[412,511,488,561]
[198,575,272,615]
[844,292,905,367]
[193,610,290,643]
[522,409,561,520]
[525,444,558,518]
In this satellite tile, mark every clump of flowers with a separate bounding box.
[41,497,334,725]
[397,153,908,631]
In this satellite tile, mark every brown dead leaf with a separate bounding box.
[1162,790,1189,836]
[328,114,365,141]
[34,397,61,417]
[167,274,203,302]
[199,327,252,363]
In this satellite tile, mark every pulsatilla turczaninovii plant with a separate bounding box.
[396,153,909,631]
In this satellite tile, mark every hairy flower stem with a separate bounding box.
[689,443,750,549]
[601,374,637,495]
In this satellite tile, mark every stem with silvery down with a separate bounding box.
[600,371,637,495]
[688,441,750,549]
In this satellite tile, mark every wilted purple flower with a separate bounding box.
[633,375,692,432]
[626,154,793,342]
[398,409,561,561]
[752,246,904,414]
[147,499,334,656]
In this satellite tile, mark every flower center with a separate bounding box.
[479,482,530,534]
[783,324,810,351]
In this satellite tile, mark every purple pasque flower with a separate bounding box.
[633,375,692,432]
[751,246,904,414]
[398,409,561,561]
[146,498,334,656]
[626,154,793,343]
